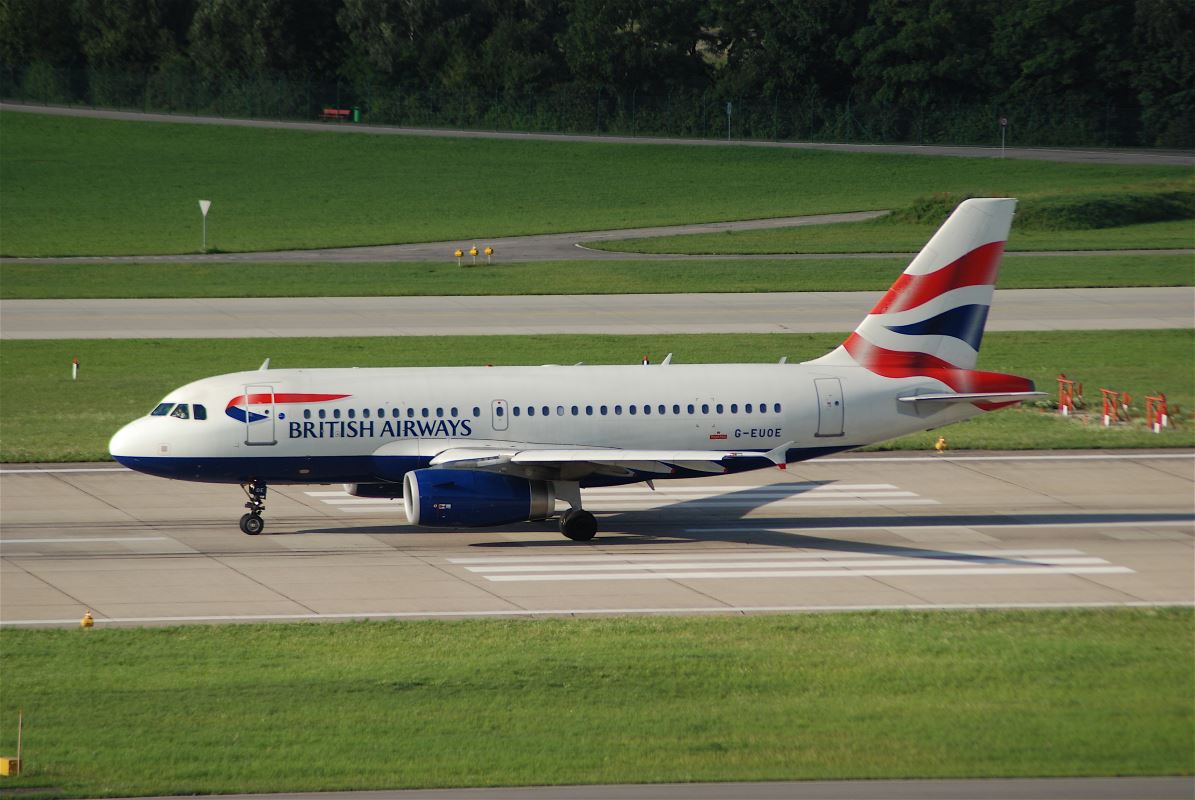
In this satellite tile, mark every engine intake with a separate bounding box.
[403,469,555,527]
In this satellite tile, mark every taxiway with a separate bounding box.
[2,450,1190,628]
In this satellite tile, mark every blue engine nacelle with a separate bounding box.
[403,469,556,527]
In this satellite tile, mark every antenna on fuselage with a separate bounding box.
[259,358,271,370]
[661,353,673,365]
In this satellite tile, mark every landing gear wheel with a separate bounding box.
[239,513,264,535]
[239,480,268,535]
[560,508,597,541]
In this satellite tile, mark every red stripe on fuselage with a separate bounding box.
[226,393,350,408]
[871,240,1005,315]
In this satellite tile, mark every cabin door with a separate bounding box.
[243,384,277,445]
[814,378,844,437]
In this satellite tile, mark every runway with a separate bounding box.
[3,287,1192,339]
[2,450,1190,628]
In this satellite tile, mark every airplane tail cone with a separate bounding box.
[811,197,1016,371]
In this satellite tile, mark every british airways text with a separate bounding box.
[288,418,474,440]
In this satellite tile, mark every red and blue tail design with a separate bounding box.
[810,198,1036,408]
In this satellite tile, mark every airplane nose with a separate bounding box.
[109,418,151,467]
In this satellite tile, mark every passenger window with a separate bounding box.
[333,409,341,419]
[170,404,190,419]
[406,408,414,418]
[571,405,579,416]
[701,404,709,414]
[658,404,665,415]
[379,408,385,418]
[451,407,458,416]
[528,406,535,417]
[614,405,622,415]
[746,403,753,413]
[193,404,207,421]
[473,406,481,417]
[542,405,549,416]
[673,404,680,415]
[687,404,695,414]
[600,405,608,415]
[557,405,565,416]
[362,409,370,419]
[731,403,738,413]
[319,409,327,419]
[421,408,429,418]
[151,403,173,416]
[348,409,356,419]
[629,405,637,415]
[643,404,651,415]
[759,401,767,413]
[513,406,521,417]
[303,409,311,420]
[585,406,593,416]
[496,406,505,417]
[774,403,782,413]
[716,403,724,413]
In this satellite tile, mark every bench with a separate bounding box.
[319,107,353,122]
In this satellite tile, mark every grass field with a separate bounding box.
[2,113,1191,256]
[1,330,1190,462]
[0,609,1190,797]
[593,218,1195,255]
[1,254,1192,298]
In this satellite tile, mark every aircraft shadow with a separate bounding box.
[295,480,1191,568]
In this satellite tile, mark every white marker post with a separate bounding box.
[726,101,732,142]
[999,117,1008,158]
[72,356,78,381]
[198,200,212,250]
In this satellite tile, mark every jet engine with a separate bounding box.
[403,469,555,527]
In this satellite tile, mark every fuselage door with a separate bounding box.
[814,378,844,437]
[491,399,509,432]
[243,384,277,445]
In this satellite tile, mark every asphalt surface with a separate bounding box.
[6,102,1193,166]
[3,451,1190,628]
[3,287,1192,339]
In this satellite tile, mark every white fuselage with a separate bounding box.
[109,361,976,486]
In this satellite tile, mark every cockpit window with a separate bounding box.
[151,403,174,416]
[170,404,190,419]
[193,404,207,420]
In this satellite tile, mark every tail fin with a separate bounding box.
[811,197,1016,371]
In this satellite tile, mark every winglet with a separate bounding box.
[259,358,271,370]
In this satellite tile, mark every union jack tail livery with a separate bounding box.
[815,197,1014,371]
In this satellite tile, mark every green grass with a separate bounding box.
[2,113,1192,256]
[1,254,1192,298]
[593,218,1195,255]
[0,610,1191,797]
[1,330,1190,462]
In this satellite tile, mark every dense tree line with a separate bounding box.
[1,0,1191,146]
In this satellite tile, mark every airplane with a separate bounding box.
[109,197,1043,540]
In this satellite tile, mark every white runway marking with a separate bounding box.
[450,548,1133,583]
[1,536,169,544]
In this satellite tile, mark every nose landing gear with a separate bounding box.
[239,480,267,535]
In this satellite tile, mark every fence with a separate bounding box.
[0,64,1165,148]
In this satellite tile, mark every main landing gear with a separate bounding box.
[559,508,597,541]
[239,480,267,535]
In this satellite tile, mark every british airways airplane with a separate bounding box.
[109,198,1041,540]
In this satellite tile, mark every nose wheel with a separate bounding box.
[239,480,267,535]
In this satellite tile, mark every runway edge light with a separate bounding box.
[0,710,22,777]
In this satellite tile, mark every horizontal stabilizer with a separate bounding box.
[898,391,1045,404]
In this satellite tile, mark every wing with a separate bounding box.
[425,442,794,481]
